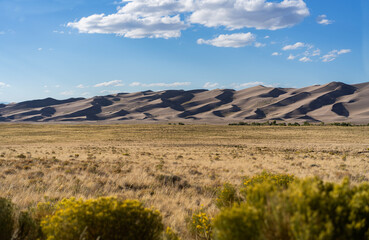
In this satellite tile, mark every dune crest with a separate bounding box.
[1,82,368,123]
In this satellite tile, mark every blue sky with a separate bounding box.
[0,0,368,102]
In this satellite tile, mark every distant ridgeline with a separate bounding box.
[0,81,368,123]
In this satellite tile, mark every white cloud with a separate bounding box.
[197,33,256,48]
[264,35,270,39]
[129,81,191,87]
[321,49,351,62]
[282,42,305,50]
[0,82,10,88]
[76,84,86,88]
[94,80,124,87]
[240,82,264,87]
[67,0,189,39]
[68,0,309,39]
[317,15,334,25]
[338,49,351,55]
[203,82,218,89]
[240,81,264,87]
[53,30,65,34]
[60,90,74,96]
[287,54,296,60]
[38,48,43,51]
[100,90,120,94]
[299,56,312,62]
[272,52,281,56]
[232,81,264,89]
[189,0,309,30]
[312,49,321,56]
[254,42,266,48]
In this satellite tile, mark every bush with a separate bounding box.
[213,177,369,240]
[0,197,15,240]
[14,210,38,240]
[215,183,240,209]
[189,208,212,240]
[241,171,295,190]
[163,227,181,240]
[213,204,260,240]
[41,197,163,240]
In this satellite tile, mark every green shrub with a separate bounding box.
[215,183,240,209]
[41,197,163,240]
[213,204,261,240]
[14,210,38,240]
[213,177,369,240]
[241,171,295,190]
[189,208,212,240]
[163,227,181,240]
[0,197,15,240]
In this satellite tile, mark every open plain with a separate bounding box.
[0,124,369,238]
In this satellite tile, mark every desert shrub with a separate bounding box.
[41,197,163,240]
[213,177,369,240]
[14,210,38,240]
[241,171,295,190]
[0,197,15,240]
[163,227,181,240]
[213,204,261,240]
[189,208,212,240]
[215,183,240,209]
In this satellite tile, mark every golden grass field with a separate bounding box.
[0,124,369,239]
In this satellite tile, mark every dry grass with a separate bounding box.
[0,124,369,239]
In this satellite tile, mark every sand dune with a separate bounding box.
[1,82,368,123]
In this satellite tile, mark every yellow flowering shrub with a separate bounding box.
[163,226,181,240]
[41,197,163,240]
[189,208,212,240]
[215,183,240,209]
[213,177,369,240]
[242,171,295,189]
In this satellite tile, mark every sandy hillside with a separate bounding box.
[0,81,368,123]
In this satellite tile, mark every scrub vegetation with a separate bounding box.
[0,124,369,239]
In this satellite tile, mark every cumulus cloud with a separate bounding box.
[287,54,296,60]
[67,0,190,39]
[129,81,191,87]
[299,56,312,62]
[321,49,351,62]
[272,52,282,56]
[317,15,334,25]
[68,0,309,39]
[94,80,124,87]
[203,82,219,89]
[197,33,256,48]
[282,42,306,50]
[0,82,10,88]
[189,0,309,30]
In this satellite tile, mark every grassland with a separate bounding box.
[0,124,369,239]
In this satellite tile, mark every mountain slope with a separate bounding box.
[1,82,368,123]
